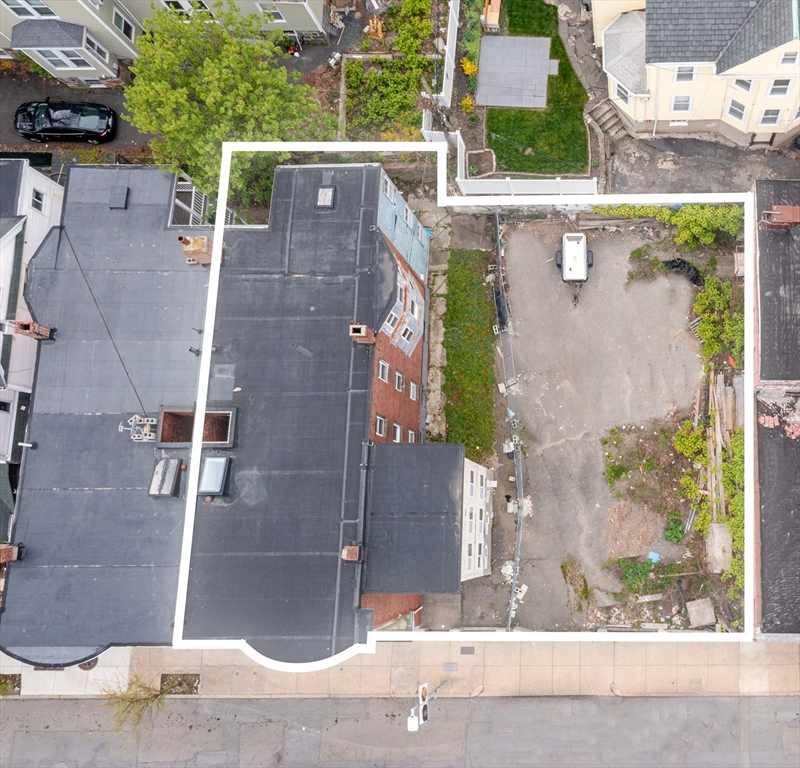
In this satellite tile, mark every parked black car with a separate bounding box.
[14,100,117,144]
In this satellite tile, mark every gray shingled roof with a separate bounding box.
[645,0,752,63]
[11,19,85,49]
[603,11,648,93]
[718,0,798,73]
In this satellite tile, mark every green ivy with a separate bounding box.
[693,278,744,366]
[673,420,707,464]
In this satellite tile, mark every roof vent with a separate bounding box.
[341,545,362,562]
[316,185,336,209]
[108,185,129,209]
[349,323,375,344]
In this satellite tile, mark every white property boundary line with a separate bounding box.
[172,141,756,673]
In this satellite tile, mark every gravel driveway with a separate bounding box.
[502,220,705,630]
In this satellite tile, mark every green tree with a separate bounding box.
[124,0,334,195]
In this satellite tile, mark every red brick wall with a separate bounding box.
[361,593,421,629]
[369,238,426,442]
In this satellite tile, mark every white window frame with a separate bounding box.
[85,35,109,63]
[376,415,386,437]
[2,0,56,18]
[468,508,474,533]
[671,95,692,113]
[478,508,484,534]
[394,371,404,391]
[403,205,413,227]
[400,326,414,342]
[768,79,792,98]
[616,82,629,105]
[409,381,418,401]
[477,542,483,569]
[416,221,425,243]
[397,278,405,305]
[409,298,419,320]
[257,2,285,22]
[780,52,798,66]
[392,423,402,443]
[407,430,416,443]
[163,0,211,12]
[469,470,475,497]
[479,475,485,499]
[381,174,395,202]
[34,48,92,69]
[726,98,746,122]
[674,66,696,83]
[467,543,473,571]
[383,311,400,331]
[31,189,44,212]
[733,78,752,92]
[113,8,135,40]
[759,108,782,125]
[795,104,800,121]
[377,359,389,382]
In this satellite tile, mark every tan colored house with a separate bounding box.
[593,0,800,147]
[0,0,333,87]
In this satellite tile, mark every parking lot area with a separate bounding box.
[502,220,705,630]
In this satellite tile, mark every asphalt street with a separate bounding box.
[1,695,798,767]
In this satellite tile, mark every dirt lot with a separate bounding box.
[501,220,706,630]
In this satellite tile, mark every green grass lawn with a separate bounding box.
[442,249,497,465]
[486,0,588,175]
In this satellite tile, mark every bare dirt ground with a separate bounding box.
[502,220,707,631]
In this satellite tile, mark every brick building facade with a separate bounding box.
[360,593,421,629]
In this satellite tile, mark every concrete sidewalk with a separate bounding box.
[3,639,798,699]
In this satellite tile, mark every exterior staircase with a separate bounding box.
[587,99,628,142]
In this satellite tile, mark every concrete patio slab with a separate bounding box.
[476,36,559,109]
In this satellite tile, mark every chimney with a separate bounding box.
[14,321,52,340]
[759,205,800,231]
[341,545,362,562]
[0,543,24,564]
[178,235,213,264]
[349,323,375,345]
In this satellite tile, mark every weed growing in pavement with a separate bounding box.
[617,558,654,593]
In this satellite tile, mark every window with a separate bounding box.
[397,278,405,305]
[616,83,629,105]
[85,35,109,62]
[760,109,781,125]
[0,402,10,413]
[394,371,404,391]
[479,474,485,499]
[384,311,400,331]
[165,0,211,12]
[257,2,284,21]
[381,174,395,201]
[477,542,483,569]
[671,96,692,112]
[726,99,746,122]
[780,52,798,66]
[407,430,416,443]
[376,415,386,437]
[400,326,414,342]
[392,423,402,443]
[674,66,696,83]
[796,104,800,121]
[417,221,426,243]
[409,381,418,401]
[378,359,389,382]
[478,508,484,534]
[409,298,419,320]
[769,79,792,97]
[668,120,688,127]
[733,78,752,92]
[469,470,475,496]
[468,508,473,533]
[2,0,56,17]
[403,205,413,227]
[35,49,91,68]
[113,9,135,40]
[31,189,44,212]
[467,543,473,571]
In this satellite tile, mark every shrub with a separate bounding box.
[460,95,475,114]
[618,558,654,593]
[460,56,478,76]
[693,278,744,366]
[693,498,712,539]
[673,420,707,464]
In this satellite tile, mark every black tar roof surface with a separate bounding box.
[363,442,463,595]
[182,165,397,663]
[0,166,211,666]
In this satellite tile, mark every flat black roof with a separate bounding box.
[182,165,395,663]
[363,443,464,595]
[755,180,800,382]
[757,394,800,634]
[0,166,211,666]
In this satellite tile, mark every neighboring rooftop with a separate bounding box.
[0,166,211,666]
[755,180,800,382]
[363,443,463,595]
[10,19,86,50]
[182,165,397,664]
[0,160,23,219]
